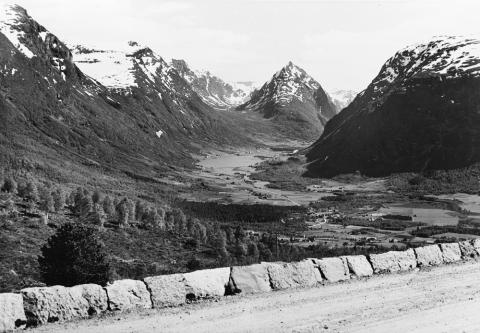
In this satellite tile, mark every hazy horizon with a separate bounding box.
[5,0,480,91]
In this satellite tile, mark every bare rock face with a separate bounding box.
[440,243,462,263]
[344,255,373,277]
[267,260,322,290]
[21,285,104,325]
[313,257,350,282]
[369,249,417,274]
[144,274,187,308]
[0,293,26,331]
[229,263,271,294]
[414,245,444,267]
[183,267,230,300]
[105,279,152,312]
[459,240,478,259]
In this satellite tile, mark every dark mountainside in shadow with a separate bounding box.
[305,37,480,177]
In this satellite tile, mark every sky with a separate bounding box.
[4,0,480,91]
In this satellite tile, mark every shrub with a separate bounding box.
[4,198,16,216]
[184,238,198,250]
[1,177,17,194]
[186,257,202,271]
[38,222,111,286]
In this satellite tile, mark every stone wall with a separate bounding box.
[2,239,480,332]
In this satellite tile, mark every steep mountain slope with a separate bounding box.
[237,62,337,140]
[329,89,357,111]
[0,5,248,185]
[306,36,480,177]
[170,59,250,110]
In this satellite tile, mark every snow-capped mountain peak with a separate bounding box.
[368,36,480,109]
[170,58,251,109]
[0,4,35,58]
[236,62,337,140]
[0,4,76,82]
[240,62,322,110]
[72,41,179,94]
[329,89,357,111]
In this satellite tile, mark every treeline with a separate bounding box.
[411,225,480,238]
[332,217,425,231]
[388,164,480,194]
[178,200,306,223]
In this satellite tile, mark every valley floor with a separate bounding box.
[182,144,384,206]
[30,260,480,333]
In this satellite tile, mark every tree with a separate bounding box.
[141,207,165,229]
[38,222,111,286]
[39,187,55,213]
[135,200,146,221]
[73,193,92,217]
[81,204,106,227]
[5,197,16,217]
[247,242,259,262]
[233,240,247,262]
[212,228,229,262]
[258,242,273,261]
[23,180,39,202]
[52,188,65,212]
[116,199,130,228]
[102,195,115,218]
[1,177,17,194]
[234,226,246,242]
[72,187,85,208]
[192,221,207,244]
[172,208,187,233]
[126,199,135,223]
[91,190,102,205]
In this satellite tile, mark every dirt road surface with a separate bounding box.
[30,261,480,333]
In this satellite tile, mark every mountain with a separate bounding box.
[305,36,480,178]
[170,59,250,110]
[0,4,248,185]
[236,62,337,140]
[329,89,357,111]
[233,81,257,95]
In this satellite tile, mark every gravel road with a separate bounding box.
[30,261,480,333]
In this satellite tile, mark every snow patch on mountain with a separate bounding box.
[170,59,251,109]
[233,81,257,95]
[371,36,480,98]
[329,89,357,110]
[0,4,35,58]
[72,44,139,89]
[72,41,181,94]
[241,61,322,110]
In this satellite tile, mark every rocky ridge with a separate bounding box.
[237,61,337,140]
[171,59,252,109]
